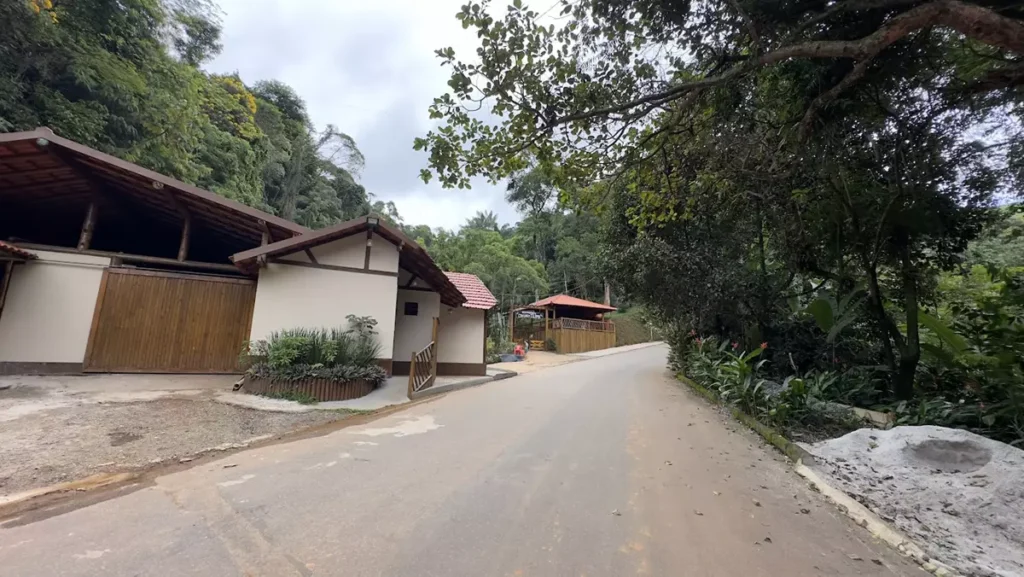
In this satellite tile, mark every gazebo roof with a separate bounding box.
[528,294,616,312]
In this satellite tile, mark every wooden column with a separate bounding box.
[77,202,97,250]
[0,261,14,324]
[177,211,191,262]
[257,220,270,268]
[363,229,373,270]
[544,307,550,344]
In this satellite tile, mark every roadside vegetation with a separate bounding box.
[418,0,1024,444]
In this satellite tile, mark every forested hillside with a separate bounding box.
[1,0,375,228]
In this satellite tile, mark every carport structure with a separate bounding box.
[0,128,306,375]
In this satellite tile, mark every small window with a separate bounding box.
[404,302,419,316]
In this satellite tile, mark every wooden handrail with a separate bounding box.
[552,318,615,332]
[407,317,440,397]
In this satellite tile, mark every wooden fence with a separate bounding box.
[551,326,617,354]
[243,377,374,402]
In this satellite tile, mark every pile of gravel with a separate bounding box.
[802,425,1024,577]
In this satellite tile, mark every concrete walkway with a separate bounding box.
[0,344,918,576]
[317,376,411,411]
[217,371,508,412]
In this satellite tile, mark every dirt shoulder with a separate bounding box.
[0,390,349,499]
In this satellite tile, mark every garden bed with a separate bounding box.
[242,377,375,403]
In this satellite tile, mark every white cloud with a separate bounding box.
[207,0,517,229]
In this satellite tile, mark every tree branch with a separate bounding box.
[724,0,761,54]
[547,1,1024,128]
[799,59,873,138]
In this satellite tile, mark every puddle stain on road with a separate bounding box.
[350,415,443,438]
[216,474,255,488]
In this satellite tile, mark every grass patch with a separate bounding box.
[330,408,376,416]
[259,390,319,405]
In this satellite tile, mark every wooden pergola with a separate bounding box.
[509,294,617,354]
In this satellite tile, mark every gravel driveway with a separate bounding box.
[0,386,350,498]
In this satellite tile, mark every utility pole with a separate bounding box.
[603,280,611,306]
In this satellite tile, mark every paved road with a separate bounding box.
[0,345,920,576]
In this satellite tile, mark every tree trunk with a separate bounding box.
[894,237,920,400]
[862,260,899,394]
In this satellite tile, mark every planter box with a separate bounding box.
[242,377,375,402]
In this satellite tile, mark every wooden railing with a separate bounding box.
[408,341,437,395]
[552,318,615,332]
[407,317,439,396]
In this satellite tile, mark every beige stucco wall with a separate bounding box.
[369,234,399,273]
[0,250,110,363]
[397,267,432,289]
[302,233,398,272]
[392,289,440,363]
[438,307,485,364]
[248,262,398,357]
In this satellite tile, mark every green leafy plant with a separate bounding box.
[242,316,388,395]
[806,288,866,344]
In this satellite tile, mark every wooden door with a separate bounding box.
[83,268,256,373]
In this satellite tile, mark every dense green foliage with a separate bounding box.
[398,167,625,314]
[606,308,660,347]
[421,0,1024,442]
[1,0,373,227]
[244,316,387,390]
[673,337,864,438]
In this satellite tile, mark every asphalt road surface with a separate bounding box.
[0,345,922,576]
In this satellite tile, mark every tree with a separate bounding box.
[416,0,1021,399]
[427,227,548,308]
[416,0,1024,190]
[966,206,1024,268]
[465,210,500,231]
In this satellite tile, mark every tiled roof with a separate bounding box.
[529,294,616,311]
[444,272,497,310]
[0,241,36,261]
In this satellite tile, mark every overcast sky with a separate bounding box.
[207,0,519,230]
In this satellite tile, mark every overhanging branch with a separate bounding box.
[546,1,1024,129]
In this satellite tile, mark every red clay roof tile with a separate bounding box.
[0,241,36,261]
[444,272,497,310]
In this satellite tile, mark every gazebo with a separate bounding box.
[509,294,616,354]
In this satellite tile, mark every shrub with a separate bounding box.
[677,333,861,436]
[242,317,387,390]
[486,337,515,363]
